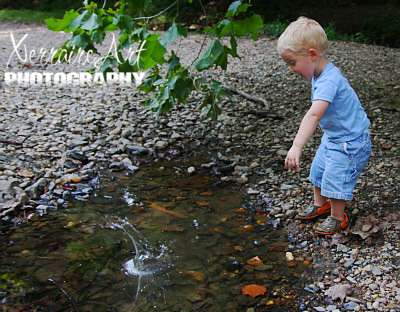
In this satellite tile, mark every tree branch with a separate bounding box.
[133,0,178,21]
[224,86,270,110]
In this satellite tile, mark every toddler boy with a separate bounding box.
[277,17,371,235]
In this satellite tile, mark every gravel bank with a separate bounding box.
[0,21,399,311]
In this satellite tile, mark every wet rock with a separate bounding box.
[35,204,48,215]
[56,174,82,185]
[25,178,48,200]
[213,164,235,174]
[109,162,125,171]
[75,184,93,194]
[69,151,89,164]
[13,187,29,205]
[0,178,19,197]
[304,284,319,293]
[121,158,139,173]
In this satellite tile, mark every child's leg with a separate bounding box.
[330,198,345,221]
[314,184,345,220]
[313,185,327,207]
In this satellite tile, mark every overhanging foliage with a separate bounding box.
[45,0,264,120]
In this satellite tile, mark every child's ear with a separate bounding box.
[308,48,319,60]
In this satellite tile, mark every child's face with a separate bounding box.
[280,50,316,81]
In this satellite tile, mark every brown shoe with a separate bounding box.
[297,202,331,220]
[315,213,349,235]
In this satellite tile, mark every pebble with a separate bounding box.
[343,302,360,311]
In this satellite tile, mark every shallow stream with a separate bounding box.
[0,154,311,311]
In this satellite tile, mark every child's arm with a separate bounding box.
[285,100,329,172]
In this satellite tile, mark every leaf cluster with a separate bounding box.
[45,0,264,120]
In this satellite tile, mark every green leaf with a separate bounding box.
[81,13,103,31]
[91,30,103,44]
[100,57,118,72]
[168,76,191,103]
[194,39,224,71]
[232,14,263,40]
[69,10,91,30]
[70,33,90,49]
[116,15,134,34]
[96,8,105,17]
[211,80,233,100]
[45,10,79,32]
[230,35,239,58]
[226,1,250,17]
[160,23,188,47]
[167,53,181,71]
[140,35,167,70]
[207,102,221,121]
[201,91,221,121]
[214,19,231,37]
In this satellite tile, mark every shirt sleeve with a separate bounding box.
[312,79,338,103]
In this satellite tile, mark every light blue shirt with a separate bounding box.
[312,62,370,142]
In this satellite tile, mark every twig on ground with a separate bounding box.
[0,135,30,147]
[224,86,270,110]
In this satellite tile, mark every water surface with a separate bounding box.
[0,155,309,311]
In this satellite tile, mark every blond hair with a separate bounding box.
[278,17,328,56]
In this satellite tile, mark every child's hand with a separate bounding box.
[285,146,302,172]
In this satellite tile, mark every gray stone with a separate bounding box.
[121,127,133,138]
[276,149,287,156]
[344,301,359,311]
[0,178,19,197]
[122,158,133,168]
[155,140,168,149]
[126,145,148,155]
[13,187,29,205]
[69,139,88,148]
[109,162,125,171]
[244,125,255,133]
[25,178,48,200]
[371,266,382,276]
[344,258,356,268]
[337,244,350,253]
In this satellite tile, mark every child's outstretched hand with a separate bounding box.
[285,145,302,172]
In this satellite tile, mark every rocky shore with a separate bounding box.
[0,21,399,311]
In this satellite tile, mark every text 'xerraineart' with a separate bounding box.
[4,32,146,86]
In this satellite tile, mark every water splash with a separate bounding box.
[109,217,171,311]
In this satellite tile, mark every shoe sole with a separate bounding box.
[298,202,331,220]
